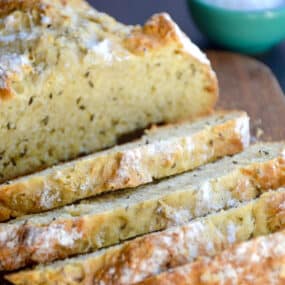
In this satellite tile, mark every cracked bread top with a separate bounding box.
[0,0,210,100]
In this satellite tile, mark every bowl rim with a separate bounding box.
[190,0,285,15]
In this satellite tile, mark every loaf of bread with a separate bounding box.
[138,229,285,285]
[0,111,249,221]
[7,188,285,285]
[2,2,284,284]
[0,0,218,183]
[1,142,285,271]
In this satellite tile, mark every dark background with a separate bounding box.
[88,0,285,92]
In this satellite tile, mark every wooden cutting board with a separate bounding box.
[1,52,285,285]
[207,51,285,141]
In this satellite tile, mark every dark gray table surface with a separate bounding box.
[89,0,285,92]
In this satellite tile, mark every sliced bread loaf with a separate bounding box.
[0,142,285,271]
[138,229,285,285]
[7,188,285,285]
[0,111,249,221]
[0,0,218,183]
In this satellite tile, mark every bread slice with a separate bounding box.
[0,111,249,221]
[1,142,285,272]
[7,188,285,285]
[0,0,218,183]
[137,229,285,285]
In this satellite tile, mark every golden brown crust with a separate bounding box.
[0,66,13,100]
[124,12,218,110]
[0,81,12,100]
[1,143,285,272]
[124,13,209,62]
[124,13,179,54]
[0,5,217,103]
[139,229,285,285]
[89,190,285,285]
[0,0,87,100]
[0,54,34,100]
[0,219,85,271]
[0,112,248,221]
[0,0,86,16]
[124,10,219,112]
[124,13,214,71]
[0,0,218,193]
[0,0,41,16]
[242,157,285,190]
[6,188,285,285]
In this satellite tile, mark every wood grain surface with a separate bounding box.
[207,51,285,141]
[2,53,285,285]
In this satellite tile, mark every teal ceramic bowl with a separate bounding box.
[188,0,285,54]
